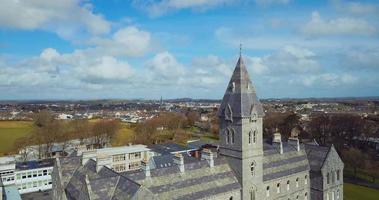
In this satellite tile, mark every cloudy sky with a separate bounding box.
[0,0,378,100]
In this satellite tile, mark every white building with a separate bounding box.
[81,145,151,173]
[0,156,54,194]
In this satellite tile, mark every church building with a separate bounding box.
[52,54,344,200]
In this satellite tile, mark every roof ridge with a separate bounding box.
[110,175,121,199]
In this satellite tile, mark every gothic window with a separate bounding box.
[327,172,330,184]
[287,180,290,191]
[225,104,233,121]
[266,186,270,197]
[250,189,255,200]
[226,129,230,144]
[248,131,252,144]
[305,175,308,185]
[253,130,257,143]
[231,129,235,144]
[336,189,340,200]
[332,171,336,184]
[277,183,280,193]
[305,192,308,200]
[250,162,255,176]
[296,178,299,187]
[337,170,341,181]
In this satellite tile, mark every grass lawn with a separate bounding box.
[0,121,33,155]
[345,168,379,185]
[344,183,379,200]
[111,123,135,147]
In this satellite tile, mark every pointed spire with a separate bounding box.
[239,43,242,57]
[218,53,264,118]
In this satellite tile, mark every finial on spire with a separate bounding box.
[239,43,242,57]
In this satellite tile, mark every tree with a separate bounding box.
[91,119,120,148]
[186,111,200,126]
[308,113,330,145]
[14,136,32,162]
[342,148,365,178]
[32,110,62,158]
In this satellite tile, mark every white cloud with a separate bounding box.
[344,48,379,69]
[301,11,376,36]
[246,45,320,75]
[332,0,378,15]
[192,55,232,77]
[133,0,234,17]
[89,26,152,57]
[215,26,379,50]
[290,73,358,87]
[0,0,111,39]
[146,51,185,81]
[80,56,133,82]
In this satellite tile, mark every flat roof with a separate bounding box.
[0,156,16,165]
[97,145,150,155]
[4,186,22,200]
[16,158,55,170]
[149,143,196,155]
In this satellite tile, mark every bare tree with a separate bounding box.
[342,148,365,178]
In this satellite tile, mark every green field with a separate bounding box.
[0,121,33,155]
[344,183,379,200]
[0,120,136,155]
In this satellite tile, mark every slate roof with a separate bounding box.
[123,156,241,200]
[55,154,240,200]
[263,141,310,182]
[149,143,195,155]
[218,56,264,118]
[304,144,330,171]
[55,157,145,200]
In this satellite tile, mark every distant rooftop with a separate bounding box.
[0,156,16,165]
[15,158,54,170]
[96,144,149,155]
[149,143,196,155]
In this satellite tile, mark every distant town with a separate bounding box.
[1,95,379,199]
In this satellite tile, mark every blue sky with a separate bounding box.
[0,0,379,100]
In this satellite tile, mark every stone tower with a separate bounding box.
[218,55,265,200]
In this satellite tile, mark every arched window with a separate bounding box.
[305,192,308,200]
[231,129,235,144]
[287,180,290,191]
[336,189,340,200]
[250,162,255,176]
[337,170,340,181]
[250,189,255,200]
[248,131,252,144]
[305,175,308,185]
[277,183,280,193]
[253,130,257,143]
[226,130,230,144]
[327,172,330,184]
[266,186,270,197]
[296,178,299,188]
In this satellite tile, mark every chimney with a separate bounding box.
[173,153,185,173]
[201,148,214,168]
[142,160,151,177]
[272,129,283,154]
[288,137,300,152]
